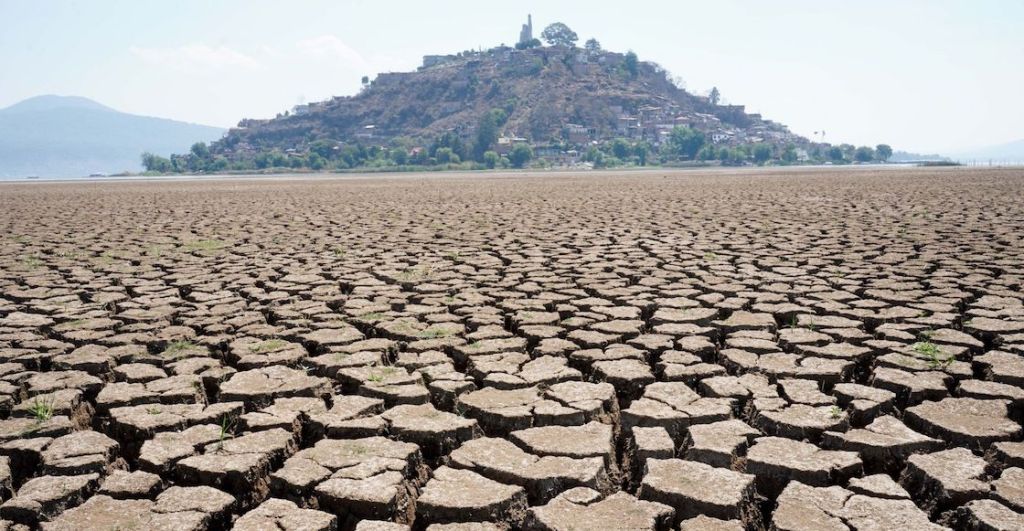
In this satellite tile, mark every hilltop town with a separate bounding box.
[145,17,891,173]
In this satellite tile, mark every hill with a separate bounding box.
[950,139,1024,163]
[0,95,224,178]
[195,44,813,170]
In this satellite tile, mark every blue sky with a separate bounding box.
[1,0,1021,153]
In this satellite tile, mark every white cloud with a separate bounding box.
[129,44,263,72]
[296,35,367,68]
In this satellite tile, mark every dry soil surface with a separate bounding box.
[0,166,1022,531]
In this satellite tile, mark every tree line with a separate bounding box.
[144,123,892,174]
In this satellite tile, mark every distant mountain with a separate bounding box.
[0,95,224,178]
[888,150,950,163]
[950,139,1024,163]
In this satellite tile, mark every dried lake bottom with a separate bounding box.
[0,167,1022,531]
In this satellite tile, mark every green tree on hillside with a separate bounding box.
[310,139,335,160]
[855,146,875,162]
[611,138,631,160]
[666,126,705,159]
[584,38,601,53]
[483,151,500,169]
[781,144,798,163]
[515,38,541,50]
[435,148,459,164]
[473,110,506,161]
[141,152,173,173]
[875,144,893,161]
[709,87,721,105]
[509,144,533,168]
[624,51,639,78]
[190,142,210,159]
[541,23,579,47]
[634,141,651,166]
[697,145,718,161]
[752,144,773,165]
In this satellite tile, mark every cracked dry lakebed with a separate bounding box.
[0,166,1022,530]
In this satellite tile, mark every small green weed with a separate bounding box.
[249,339,288,353]
[216,415,236,451]
[418,327,453,339]
[914,341,953,369]
[28,397,55,422]
[164,340,197,356]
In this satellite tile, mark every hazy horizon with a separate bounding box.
[1,0,1021,154]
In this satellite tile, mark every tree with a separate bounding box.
[483,151,500,169]
[840,144,856,161]
[611,138,631,159]
[624,51,639,78]
[473,111,500,161]
[666,126,705,159]
[584,38,601,53]
[709,87,721,106]
[634,141,650,166]
[307,153,327,170]
[141,152,173,173]
[828,146,845,162]
[752,143,773,165]
[432,132,468,161]
[541,23,578,47]
[855,146,875,162]
[490,108,509,127]
[515,38,541,50]
[718,147,743,165]
[509,144,533,168]
[190,142,210,159]
[696,145,718,161]
[435,147,459,164]
[875,144,893,161]
[310,139,335,160]
[781,144,798,163]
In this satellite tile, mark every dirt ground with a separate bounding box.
[0,166,1022,530]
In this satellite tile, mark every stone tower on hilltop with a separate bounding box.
[518,14,533,45]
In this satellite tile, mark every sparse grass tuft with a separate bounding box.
[418,327,453,339]
[366,367,398,383]
[913,341,940,356]
[914,341,953,369]
[21,255,43,269]
[28,397,55,422]
[829,405,842,419]
[164,340,197,356]
[249,339,288,353]
[183,239,226,252]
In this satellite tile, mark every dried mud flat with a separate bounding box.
[0,166,1022,531]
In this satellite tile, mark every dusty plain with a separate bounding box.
[0,166,1023,530]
